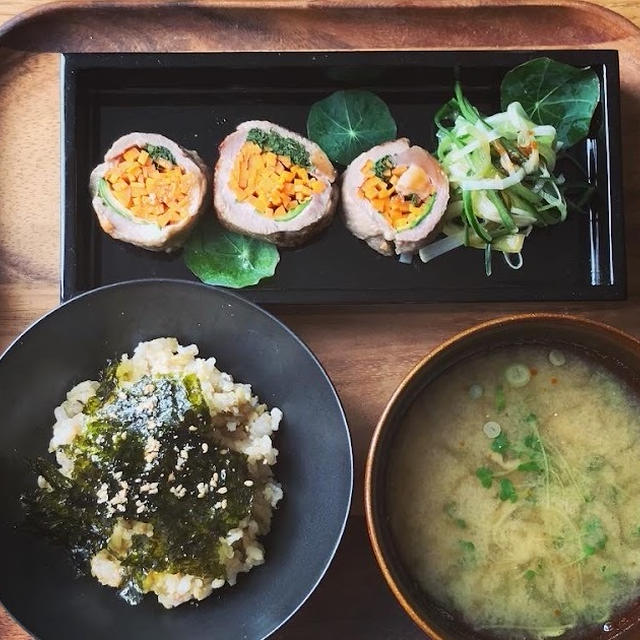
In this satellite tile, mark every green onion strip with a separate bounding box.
[425,82,569,275]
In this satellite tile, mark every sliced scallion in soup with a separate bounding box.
[387,346,640,639]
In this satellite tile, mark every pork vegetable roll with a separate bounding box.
[89,133,208,252]
[341,138,449,256]
[214,121,337,247]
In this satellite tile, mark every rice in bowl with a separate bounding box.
[24,338,283,609]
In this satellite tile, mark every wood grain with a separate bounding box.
[1,1,640,639]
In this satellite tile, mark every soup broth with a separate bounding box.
[388,346,640,639]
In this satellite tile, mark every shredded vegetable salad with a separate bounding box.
[421,83,568,275]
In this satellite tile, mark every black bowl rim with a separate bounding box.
[0,277,354,640]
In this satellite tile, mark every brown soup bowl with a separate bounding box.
[365,313,640,640]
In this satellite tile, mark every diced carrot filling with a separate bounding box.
[359,159,434,230]
[104,146,194,227]
[229,142,325,219]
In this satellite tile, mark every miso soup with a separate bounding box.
[388,346,640,639]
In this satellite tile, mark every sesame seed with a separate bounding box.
[196,481,209,499]
[96,483,109,504]
[144,436,161,463]
[169,484,187,499]
[202,443,209,453]
[217,487,228,494]
[244,480,254,487]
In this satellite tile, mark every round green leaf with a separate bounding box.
[500,57,600,148]
[184,217,279,288]
[307,89,397,165]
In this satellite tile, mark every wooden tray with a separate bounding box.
[2,1,640,638]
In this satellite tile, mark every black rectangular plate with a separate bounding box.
[61,50,624,304]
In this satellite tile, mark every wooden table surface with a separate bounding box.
[2,0,640,639]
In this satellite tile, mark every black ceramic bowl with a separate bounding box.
[0,279,352,640]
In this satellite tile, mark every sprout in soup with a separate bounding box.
[387,346,640,639]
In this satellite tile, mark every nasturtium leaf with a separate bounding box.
[184,217,279,288]
[307,89,397,165]
[500,57,600,149]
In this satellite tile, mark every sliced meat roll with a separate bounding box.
[214,121,337,247]
[341,138,449,255]
[89,133,208,252]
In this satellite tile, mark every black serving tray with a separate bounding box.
[61,50,624,304]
